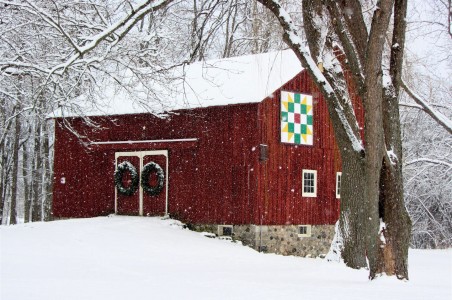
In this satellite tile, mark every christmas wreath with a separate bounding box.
[141,161,165,196]
[114,161,139,196]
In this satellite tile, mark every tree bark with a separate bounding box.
[42,120,53,221]
[377,0,412,279]
[0,96,6,225]
[31,119,42,222]
[0,144,4,225]
[252,0,259,54]
[9,107,21,225]
[22,127,31,223]
[360,0,395,278]
[339,151,368,268]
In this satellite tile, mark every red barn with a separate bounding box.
[52,50,362,257]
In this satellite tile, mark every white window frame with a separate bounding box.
[298,225,312,237]
[302,169,317,197]
[336,172,342,199]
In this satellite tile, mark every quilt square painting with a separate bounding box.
[280,91,313,145]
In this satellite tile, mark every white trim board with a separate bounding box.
[94,138,197,145]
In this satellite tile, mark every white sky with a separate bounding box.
[406,0,452,79]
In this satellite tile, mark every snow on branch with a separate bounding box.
[405,158,452,168]
[401,80,452,135]
[399,102,422,109]
[0,0,174,77]
[324,0,365,92]
[52,0,174,76]
[257,0,364,154]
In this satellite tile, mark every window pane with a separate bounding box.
[336,173,342,197]
[300,226,307,234]
[302,170,316,197]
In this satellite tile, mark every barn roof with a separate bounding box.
[52,49,303,117]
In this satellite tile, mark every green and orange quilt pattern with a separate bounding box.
[280,91,313,145]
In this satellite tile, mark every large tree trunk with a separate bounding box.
[359,0,392,275]
[379,68,412,279]
[377,0,412,279]
[339,151,368,268]
[378,159,411,278]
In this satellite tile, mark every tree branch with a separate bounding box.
[401,80,452,134]
[405,158,452,168]
[324,0,365,95]
[257,0,364,154]
[2,0,175,77]
[337,0,368,66]
[389,0,408,92]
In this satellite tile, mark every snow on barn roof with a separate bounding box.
[52,49,302,118]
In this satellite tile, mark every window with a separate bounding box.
[298,225,312,237]
[259,144,269,161]
[302,170,317,197]
[218,225,233,236]
[336,172,342,199]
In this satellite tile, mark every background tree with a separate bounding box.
[399,0,452,248]
[0,0,176,223]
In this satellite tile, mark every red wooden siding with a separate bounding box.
[256,70,342,225]
[53,104,260,225]
[53,69,364,226]
[53,122,117,218]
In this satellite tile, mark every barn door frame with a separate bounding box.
[115,150,169,216]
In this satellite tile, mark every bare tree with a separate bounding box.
[0,0,177,223]
[9,103,21,224]
[402,105,452,248]
[399,0,452,248]
[256,0,412,279]
[22,125,32,223]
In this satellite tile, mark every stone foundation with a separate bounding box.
[190,224,335,258]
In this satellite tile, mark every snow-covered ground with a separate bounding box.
[1,216,450,300]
